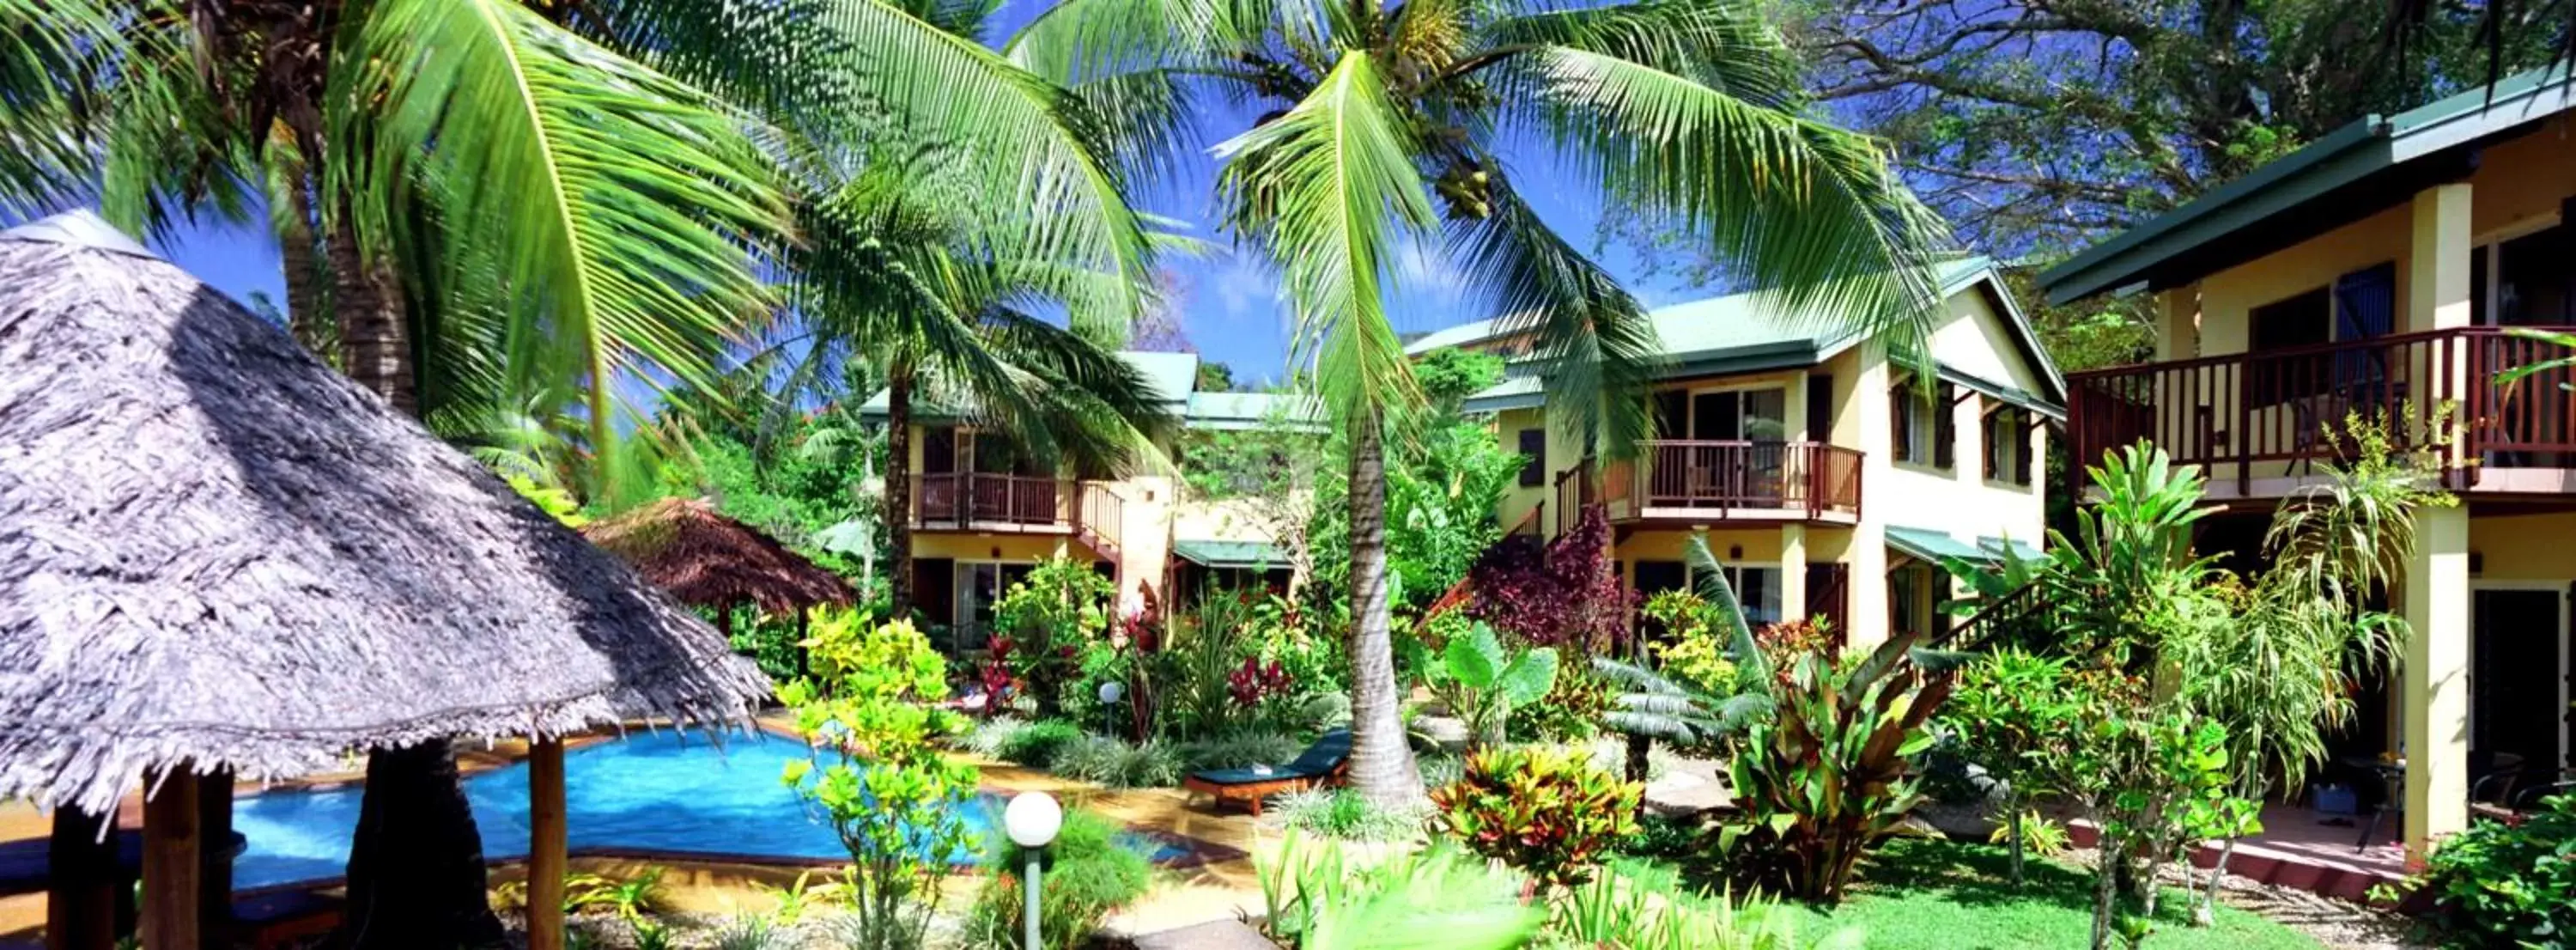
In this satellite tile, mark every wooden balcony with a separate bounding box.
[912,472,1072,531]
[1553,441,1864,533]
[2068,326,2576,499]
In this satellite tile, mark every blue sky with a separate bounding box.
[112,1,1710,391]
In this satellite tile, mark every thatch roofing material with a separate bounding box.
[0,212,771,815]
[581,497,854,615]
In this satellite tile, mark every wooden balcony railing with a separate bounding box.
[1552,441,1863,534]
[1075,482,1123,558]
[2068,325,2576,493]
[914,472,1065,527]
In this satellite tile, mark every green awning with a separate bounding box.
[1174,539,1288,569]
[1886,526,1987,565]
[1888,527,2045,566]
[1978,536,2045,562]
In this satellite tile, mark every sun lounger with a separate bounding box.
[1182,728,1351,815]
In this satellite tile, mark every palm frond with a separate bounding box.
[1448,182,1663,456]
[331,0,790,501]
[814,0,1156,322]
[0,0,119,214]
[1683,533,1767,685]
[1485,29,1951,375]
[1215,51,1436,435]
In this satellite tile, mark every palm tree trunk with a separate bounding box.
[885,360,915,616]
[1345,416,1424,807]
[331,222,416,417]
[278,172,332,362]
[322,214,502,949]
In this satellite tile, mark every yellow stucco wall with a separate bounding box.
[911,533,1083,564]
[2194,119,2575,359]
[2469,509,2576,581]
[1882,289,2053,548]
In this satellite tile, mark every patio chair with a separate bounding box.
[2470,764,2574,822]
[1182,728,1352,816]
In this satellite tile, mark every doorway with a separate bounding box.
[2470,584,2572,773]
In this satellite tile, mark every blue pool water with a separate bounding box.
[228,731,1176,890]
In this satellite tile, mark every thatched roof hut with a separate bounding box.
[581,497,855,616]
[0,211,773,818]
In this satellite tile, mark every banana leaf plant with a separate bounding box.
[1424,621,1558,752]
[1720,628,1958,904]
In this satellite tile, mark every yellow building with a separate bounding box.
[863,352,1316,649]
[1408,257,2066,649]
[2041,68,2576,861]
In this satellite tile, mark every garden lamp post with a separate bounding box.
[1004,791,1062,950]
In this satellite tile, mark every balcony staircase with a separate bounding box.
[1074,482,1122,563]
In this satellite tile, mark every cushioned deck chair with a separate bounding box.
[1182,728,1352,815]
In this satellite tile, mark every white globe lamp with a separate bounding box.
[1003,791,1062,950]
[1004,791,1063,849]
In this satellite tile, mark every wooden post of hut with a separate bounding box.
[197,766,234,943]
[139,768,200,950]
[527,737,568,950]
[46,808,118,950]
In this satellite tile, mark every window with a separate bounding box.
[1983,405,2032,487]
[1696,563,1783,626]
[1889,563,1948,636]
[1890,380,1954,468]
[955,562,1034,651]
[2248,287,2333,404]
[1688,387,1786,441]
[1805,373,1834,442]
[2492,219,2573,326]
[1633,560,1688,596]
[1517,429,1546,487]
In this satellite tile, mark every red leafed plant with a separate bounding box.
[1430,745,1640,890]
[1463,506,1630,657]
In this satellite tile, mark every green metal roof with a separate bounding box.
[1940,364,2065,422]
[1436,258,2068,412]
[858,351,1321,430]
[2039,67,2576,306]
[1173,539,1289,569]
[1182,392,1326,430]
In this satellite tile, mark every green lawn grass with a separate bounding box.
[1644,837,2324,949]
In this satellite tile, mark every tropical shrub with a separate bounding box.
[1257,833,1541,950]
[1052,734,1182,789]
[962,716,1031,759]
[991,558,1118,716]
[1750,618,1838,680]
[1159,593,1253,739]
[1941,649,2089,885]
[1273,788,1430,842]
[994,720,1084,769]
[1553,863,1800,950]
[1256,832,1797,950]
[966,809,1151,950]
[1720,630,1952,904]
[1422,622,1558,751]
[1431,746,1640,889]
[1462,505,1629,655]
[778,610,978,950]
[2417,794,2576,948]
[1640,589,1736,693]
[1510,666,1611,744]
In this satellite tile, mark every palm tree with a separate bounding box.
[765,0,1176,618]
[1004,0,1950,804]
[6,1,1159,943]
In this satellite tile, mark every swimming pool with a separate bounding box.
[228,730,1182,890]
